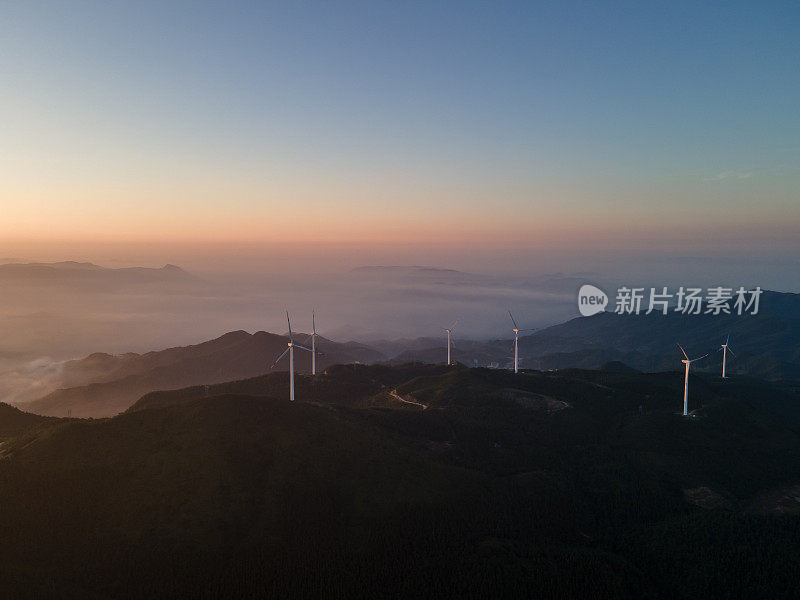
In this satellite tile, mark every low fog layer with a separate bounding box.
[0,255,796,406]
[0,262,582,403]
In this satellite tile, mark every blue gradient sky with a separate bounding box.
[1,1,798,260]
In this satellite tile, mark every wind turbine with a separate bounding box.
[508,311,535,374]
[444,320,459,366]
[310,310,318,376]
[719,333,735,379]
[677,343,708,416]
[271,311,312,401]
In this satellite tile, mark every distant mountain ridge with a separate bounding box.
[383,290,800,380]
[515,290,800,379]
[22,331,385,418]
[0,261,195,288]
[350,265,465,275]
[0,260,189,273]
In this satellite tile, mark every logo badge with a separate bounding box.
[578,284,608,317]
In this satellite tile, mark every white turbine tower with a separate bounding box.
[444,320,459,366]
[719,333,735,379]
[508,311,535,374]
[310,310,320,376]
[271,311,312,402]
[677,343,708,416]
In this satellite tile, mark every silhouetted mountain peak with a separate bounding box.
[351,265,464,274]
[217,330,252,341]
[0,401,50,438]
[161,263,185,272]
[22,329,385,417]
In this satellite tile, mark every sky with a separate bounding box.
[1,1,799,271]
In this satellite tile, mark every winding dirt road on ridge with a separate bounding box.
[388,389,428,410]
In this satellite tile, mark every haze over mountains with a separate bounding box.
[7,288,798,419]
[406,290,800,380]
[2,259,799,419]
[0,261,587,358]
[0,260,589,406]
[0,261,211,361]
[23,331,383,418]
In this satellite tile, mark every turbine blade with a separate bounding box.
[271,347,290,368]
[727,347,735,356]
[508,310,519,329]
[294,344,312,352]
[690,353,709,363]
[677,342,689,360]
[726,333,730,345]
[286,311,293,342]
[312,310,316,334]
